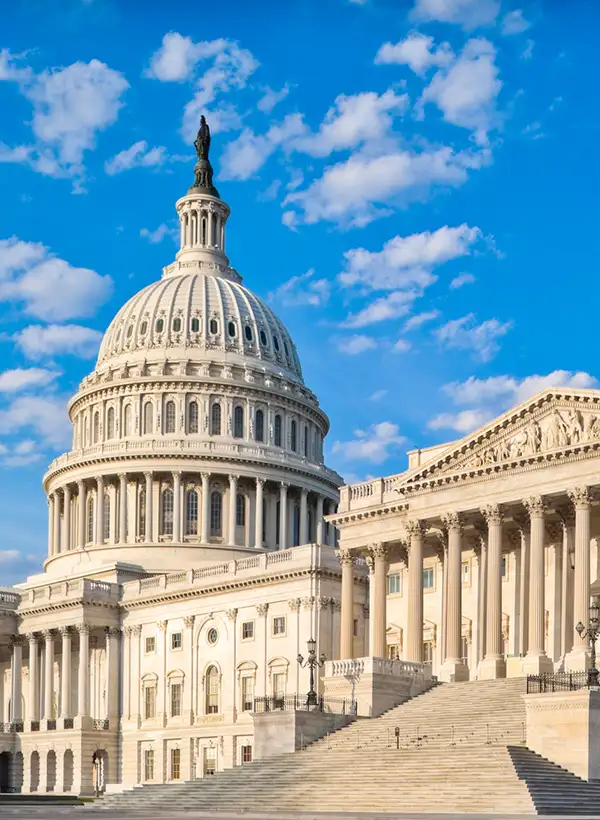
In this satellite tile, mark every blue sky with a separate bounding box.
[0,0,598,584]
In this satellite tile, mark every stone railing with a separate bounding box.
[121,544,350,602]
[0,590,20,608]
[324,657,432,683]
[338,475,407,513]
[19,578,120,611]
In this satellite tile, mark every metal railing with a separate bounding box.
[326,721,526,751]
[30,721,40,732]
[254,695,357,715]
[526,671,590,694]
[93,718,110,730]
[64,718,74,729]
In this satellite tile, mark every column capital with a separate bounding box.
[441,511,463,532]
[77,479,85,489]
[287,597,301,612]
[10,635,24,648]
[156,621,167,632]
[42,629,55,641]
[95,475,104,484]
[338,549,355,567]
[25,632,38,644]
[300,487,309,498]
[368,541,388,561]
[118,472,127,481]
[59,626,72,637]
[144,471,153,480]
[228,473,239,483]
[183,615,195,628]
[256,477,265,487]
[302,596,315,611]
[568,486,593,510]
[280,482,289,491]
[405,519,426,539]
[104,626,121,638]
[172,470,182,480]
[523,495,546,518]
[256,603,269,617]
[480,504,503,526]
[76,623,91,635]
[225,608,238,621]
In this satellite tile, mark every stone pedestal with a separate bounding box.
[478,656,507,680]
[439,659,469,683]
[252,709,354,760]
[521,653,554,675]
[565,647,590,672]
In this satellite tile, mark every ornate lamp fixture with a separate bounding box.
[297,638,326,707]
[576,598,600,687]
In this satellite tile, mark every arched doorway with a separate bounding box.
[0,752,11,793]
[13,752,23,793]
[92,750,107,795]
[46,751,57,792]
[30,751,40,792]
[63,750,74,793]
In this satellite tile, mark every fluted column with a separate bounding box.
[172,471,182,542]
[516,519,530,658]
[95,476,104,546]
[339,550,355,659]
[566,487,592,670]
[27,634,39,723]
[11,636,23,723]
[144,472,153,544]
[440,513,468,682]
[479,505,506,679]
[76,625,90,721]
[300,489,309,545]
[43,630,54,720]
[60,627,72,719]
[118,473,127,544]
[406,521,425,663]
[523,496,553,674]
[254,478,264,548]
[315,495,324,546]
[279,483,289,550]
[201,472,210,543]
[77,480,86,549]
[105,627,120,721]
[63,485,71,553]
[53,490,62,555]
[560,508,575,658]
[48,494,55,556]
[228,474,238,546]
[327,501,337,547]
[370,543,388,658]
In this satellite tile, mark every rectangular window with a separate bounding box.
[273,672,285,700]
[423,567,435,590]
[203,748,216,777]
[272,616,286,636]
[144,749,154,781]
[241,621,254,641]
[171,632,182,650]
[144,686,156,720]
[353,618,358,637]
[501,555,508,579]
[170,748,181,781]
[461,635,469,665]
[241,676,255,712]
[145,636,156,654]
[241,745,253,764]
[423,641,434,664]
[462,561,471,586]
[387,572,402,595]
[170,683,182,717]
[387,644,401,660]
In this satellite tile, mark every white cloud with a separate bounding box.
[450,271,475,289]
[403,309,441,331]
[0,48,33,82]
[0,395,71,448]
[411,0,500,30]
[268,269,331,308]
[419,38,502,146]
[375,32,454,75]
[0,237,112,321]
[340,224,482,291]
[332,421,406,464]
[521,39,535,60]
[0,368,60,392]
[434,313,512,361]
[393,338,412,353]
[104,140,186,175]
[13,324,103,360]
[146,31,214,82]
[334,334,377,355]
[140,224,178,244]
[429,408,492,433]
[220,114,305,181]
[369,389,388,402]
[257,84,290,113]
[342,291,416,328]
[1,439,42,468]
[502,9,531,35]
[0,550,20,565]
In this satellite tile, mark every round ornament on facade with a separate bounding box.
[207,628,218,646]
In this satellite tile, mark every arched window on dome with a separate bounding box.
[236,493,245,527]
[210,491,222,537]
[205,665,219,714]
[233,406,244,439]
[211,403,222,436]
[143,403,153,435]
[106,407,115,440]
[274,414,282,447]
[93,412,100,444]
[186,489,198,536]
[123,405,132,438]
[138,488,146,539]
[290,420,297,453]
[191,317,200,333]
[103,492,110,542]
[201,216,207,246]
[161,487,174,537]
[165,401,176,434]
[303,425,308,458]
[86,496,94,544]
[293,504,300,547]
[255,409,264,443]
[188,401,199,434]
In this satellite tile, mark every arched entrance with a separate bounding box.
[92,750,108,795]
[63,750,74,793]
[0,752,11,793]
[13,752,23,793]
[30,751,40,792]
[46,751,57,792]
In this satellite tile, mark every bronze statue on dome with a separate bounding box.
[194,115,211,161]
[190,115,219,196]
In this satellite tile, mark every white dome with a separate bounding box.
[97,268,304,383]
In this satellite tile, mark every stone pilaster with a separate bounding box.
[566,487,592,671]
[523,496,553,674]
[479,505,506,679]
[440,513,468,682]
[406,520,425,663]
[339,550,355,660]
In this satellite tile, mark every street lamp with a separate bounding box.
[576,598,600,687]
[297,638,326,707]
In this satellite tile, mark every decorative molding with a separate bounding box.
[480,504,502,527]
[523,496,546,518]
[441,512,462,532]
[287,598,301,612]
[568,486,592,510]
[256,604,269,617]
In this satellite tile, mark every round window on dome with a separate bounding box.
[210,319,219,335]
[156,318,164,334]
[173,317,182,332]
[244,325,253,342]
[259,330,267,346]
[228,321,236,337]
[207,628,218,646]
[140,321,148,336]
[191,317,200,333]
[273,335,280,352]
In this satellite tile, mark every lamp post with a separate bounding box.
[575,598,600,687]
[297,638,326,707]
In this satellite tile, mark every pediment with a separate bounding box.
[405,388,600,487]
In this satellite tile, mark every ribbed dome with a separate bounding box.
[96,270,304,382]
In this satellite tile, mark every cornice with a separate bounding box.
[329,500,408,527]
[17,597,120,618]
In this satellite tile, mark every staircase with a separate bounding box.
[90,678,600,814]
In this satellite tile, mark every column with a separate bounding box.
[560,509,575,658]
[254,478,264,549]
[95,476,104,546]
[76,625,90,723]
[440,513,468,682]
[42,630,54,722]
[47,494,55,556]
[518,521,530,658]
[370,543,388,658]
[300,489,309,545]
[524,496,553,674]
[479,505,506,679]
[118,473,127,544]
[201,473,210,543]
[11,637,23,723]
[406,521,425,663]
[315,495,324,546]
[60,627,72,720]
[566,487,592,670]
[144,472,153,544]
[339,550,355,660]
[184,616,195,723]
[105,628,120,723]
[27,633,39,724]
[228,474,238,546]
[279,483,288,550]
[53,490,62,554]
[77,480,86,549]
[172,471,182,542]
[327,502,337,547]
[475,535,487,665]
[63,485,71,553]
